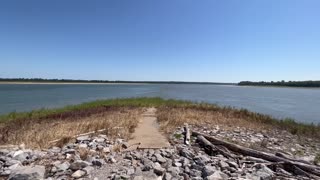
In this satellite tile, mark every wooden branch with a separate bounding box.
[184,124,191,145]
[197,135,235,159]
[192,131,320,177]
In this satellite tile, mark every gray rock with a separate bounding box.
[103,147,111,153]
[5,159,22,167]
[62,149,76,155]
[164,172,173,180]
[205,171,227,180]
[226,161,238,169]
[194,155,210,166]
[218,161,229,169]
[12,150,29,163]
[55,161,70,171]
[173,162,182,167]
[127,168,135,175]
[167,167,180,177]
[83,166,94,175]
[72,170,86,178]
[70,161,88,171]
[8,165,45,180]
[191,164,203,171]
[190,169,202,177]
[142,158,154,171]
[154,153,166,163]
[133,171,161,180]
[202,165,217,177]
[180,149,194,159]
[79,144,88,149]
[153,162,166,176]
[250,164,274,180]
[92,159,106,167]
[76,135,90,142]
[94,137,105,143]
[48,147,61,154]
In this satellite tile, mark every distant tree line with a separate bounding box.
[0,78,235,85]
[238,80,320,87]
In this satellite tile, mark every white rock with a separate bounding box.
[72,170,86,178]
[8,165,45,180]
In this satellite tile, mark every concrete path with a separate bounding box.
[127,108,170,150]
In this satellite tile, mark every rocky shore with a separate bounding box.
[1,125,319,180]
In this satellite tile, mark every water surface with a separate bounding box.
[0,84,319,123]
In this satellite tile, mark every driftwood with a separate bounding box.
[197,135,235,159]
[49,129,107,144]
[184,124,191,145]
[192,131,320,177]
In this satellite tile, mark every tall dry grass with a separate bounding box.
[0,107,142,148]
[157,107,272,134]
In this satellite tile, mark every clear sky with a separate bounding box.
[0,0,319,83]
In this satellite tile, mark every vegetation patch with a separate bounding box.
[0,97,319,148]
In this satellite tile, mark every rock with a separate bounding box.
[194,155,210,166]
[219,161,229,169]
[55,161,70,171]
[109,157,117,163]
[103,147,111,153]
[154,153,166,163]
[127,168,135,175]
[141,158,154,171]
[205,171,227,180]
[249,164,274,180]
[69,161,88,171]
[167,167,180,177]
[190,169,202,177]
[62,149,76,155]
[256,133,264,138]
[298,155,315,164]
[173,162,182,167]
[94,138,105,143]
[153,162,166,176]
[5,159,22,167]
[92,159,106,167]
[227,161,238,169]
[12,150,29,163]
[76,135,90,142]
[83,166,94,175]
[8,163,21,171]
[133,171,161,180]
[164,172,172,180]
[72,170,86,178]
[8,165,45,180]
[180,149,194,159]
[79,144,88,149]
[49,147,61,154]
[202,165,216,177]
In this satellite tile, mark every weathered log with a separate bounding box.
[184,124,191,145]
[197,135,235,158]
[276,152,312,165]
[192,131,320,177]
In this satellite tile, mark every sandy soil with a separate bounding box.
[127,108,170,150]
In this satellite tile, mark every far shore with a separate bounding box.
[0,82,149,85]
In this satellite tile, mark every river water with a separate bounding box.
[0,84,319,123]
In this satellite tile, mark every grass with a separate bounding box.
[0,97,319,148]
[0,97,193,123]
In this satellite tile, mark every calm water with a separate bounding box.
[0,84,319,123]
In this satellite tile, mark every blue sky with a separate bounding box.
[0,0,319,83]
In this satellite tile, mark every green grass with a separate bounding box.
[0,97,194,123]
[0,97,319,138]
